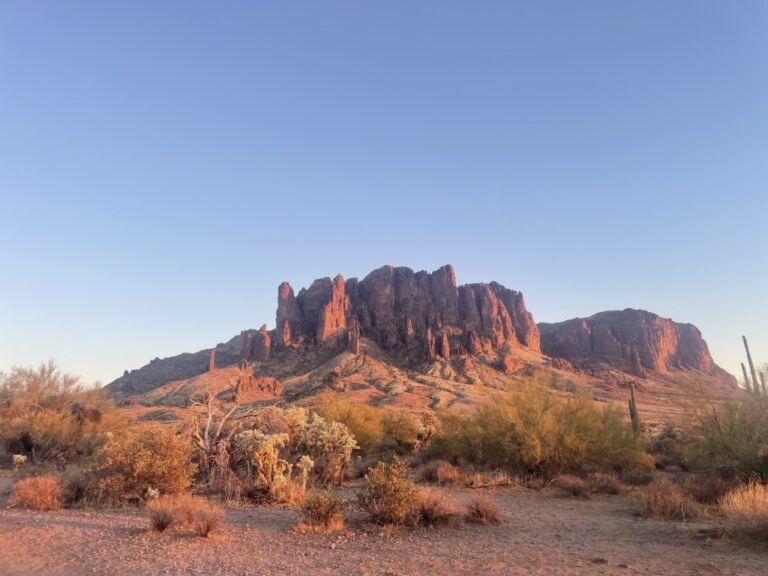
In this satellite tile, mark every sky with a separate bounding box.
[1,1,766,385]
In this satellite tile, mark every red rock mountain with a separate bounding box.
[106,265,734,397]
[245,264,539,363]
[538,309,733,382]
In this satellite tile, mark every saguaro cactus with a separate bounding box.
[741,336,766,397]
[743,336,760,394]
[628,381,640,435]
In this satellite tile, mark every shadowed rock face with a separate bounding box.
[538,309,734,382]
[274,264,541,361]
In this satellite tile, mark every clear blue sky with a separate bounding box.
[1,1,766,385]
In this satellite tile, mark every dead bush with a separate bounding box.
[414,489,462,527]
[638,477,697,520]
[299,491,345,532]
[552,474,589,497]
[270,479,306,506]
[151,494,225,537]
[419,460,462,486]
[467,470,517,489]
[147,498,176,532]
[720,482,768,542]
[465,496,501,525]
[588,472,622,495]
[189,498,225,537]
[357,457,419,526]
[9,475,63,510]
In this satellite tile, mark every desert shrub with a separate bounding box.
[621,468,654,486]
[291,413,357,485]
[270,478,306,506]
[683,475,736,505]
[299,491,346,531]
[147,498,177,532]
[638,477,697,520]
[232,430,290,488]
[720,482,768,542]
[315,396,384,454]
[650,426,689,471]
[380,411,419,454]
[0,362,126,466]
[689,397,768,482]
[148,494,225,537]
[465,496,501,525]
[188,498,225,537]
[430,379,649,476]
[9,475,63,510]
[551,474,589,497]
[357,457,419,526]
[587,472,622,495]
[90,426,196,504]
[467,470,517,489]
[315,395,418,456]
[414,489,461,527]
[57,465,91,505]
[419,460,463,486]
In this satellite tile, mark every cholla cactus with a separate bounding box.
[12,454,27,471]
[284,407,309,450]
[144,486,160,502]
[416,410,437,453]
[232,430,290,487]
[293,414,357,485]
[295,455,315,490]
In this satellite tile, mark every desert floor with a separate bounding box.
[1,478,766,576]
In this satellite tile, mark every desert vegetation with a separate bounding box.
[3,354,768,555]
[428,377,652,476]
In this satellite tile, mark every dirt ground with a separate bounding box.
[1,479,766,576]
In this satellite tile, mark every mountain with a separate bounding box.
[106,264,736,422]
[538,309,734,382]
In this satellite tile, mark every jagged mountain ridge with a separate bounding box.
[106,264,735,403]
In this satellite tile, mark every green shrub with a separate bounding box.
[299,491,346,531]
[315,396,384,454]
[430,379,650,475]
[0,361,126,466]
[357,457,419,526]
[315,395,418,456]
[91,426,196,504]
[689,397,768,482]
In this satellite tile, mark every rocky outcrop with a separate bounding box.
[240,325,272,362]
[276,264,540,363]
[106,267,735,399]
[539,309,734,382]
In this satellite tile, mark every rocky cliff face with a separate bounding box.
[265,264,540,363]
[106,266,735,398]
[539,309,734,382]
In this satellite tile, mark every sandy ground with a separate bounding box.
[1,479,766,576]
